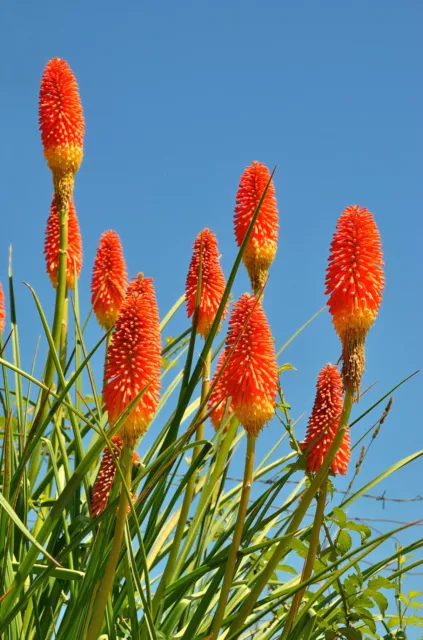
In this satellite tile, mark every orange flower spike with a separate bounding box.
[44,195,83,289]
[39,58,85,210]
[90,436,140,518]
[103,274,161,446]
[234,161,279,295]
[0,282,5,335]
[301,364,351,475]
[185,229,227,338]
[326,205,384,392]
[223,294,278,438]
[208,348,233,431]
[91,230,128,330]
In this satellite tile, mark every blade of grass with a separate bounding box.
[160,293,186,332]
[0,493,61,567]
[276,305,326,358]
[8,247,24,442]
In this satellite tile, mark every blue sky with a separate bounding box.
[1,0,422,628]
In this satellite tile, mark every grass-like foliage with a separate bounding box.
[0,58,422,640]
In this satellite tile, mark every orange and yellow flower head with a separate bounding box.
[208,348,233,431]
[90,435,140,518]
[222,294,278,437]
[185,228,227,338]
[234,161,278,295]
[325,205,384,392]
[39,58,84,209]
[103,274,161,446]
[300,364,350,475]
[44,195,82,289]
[91,230,128,330]
[0,282,5,335]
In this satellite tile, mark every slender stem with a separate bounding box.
[26,207,69,493]
[103,332,112,396]
[397,543,403,629]
[83,582,100,638]
[198,348,211,443]
[86,443,133,640]
[42,207,69,412]
[281,478,328,639]
[0,337,11,416]
[210,433,256,638]
[151,348,212,620]
[227,390,354,640]
[59,293,69,374]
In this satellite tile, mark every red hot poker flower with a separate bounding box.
[91,230,128,330]
[39,58,85,209]
[325,205,384,392]
[222,294,278,438]
[0,282,5,335]
[44,195,82,289]
[208,348,233,431]
[185,228,227,338]
[103,274,161,446]
[234,161,279,295]
[300,364,351,475]
[90,435,140,518]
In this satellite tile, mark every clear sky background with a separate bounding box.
[1,0,422,630]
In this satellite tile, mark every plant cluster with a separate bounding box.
[0,57,422,640]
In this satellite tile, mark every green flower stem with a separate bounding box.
[25,205,69,540]
[210,433,256,639]
[396,542,404,630]
[43,207,69,397]
[45,287,69,503]
[227,390,354,640]
[86,443,133,640]
[151,348,212,620]
[281,477,328,639]
[0,337,11,416]
[83,582,100,639]
[59,293,69,374]
[102,332,112,399]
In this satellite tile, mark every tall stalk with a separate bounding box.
[27,205,69,494]
[281,477,328,639]
[41,206,69,408]
[59,293,69,374]
[210,433,256,638]
[151,348,212,619]
[102,332,112,402]
[86,443,133,640]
